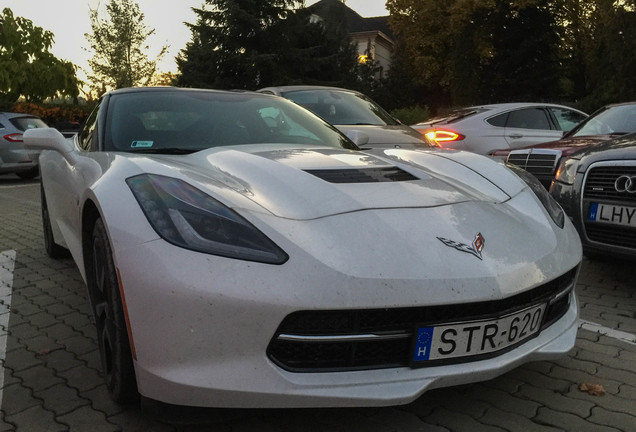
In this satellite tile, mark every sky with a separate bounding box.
[3,0,389,80]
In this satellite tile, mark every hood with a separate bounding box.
[490,134,613,158]
[335,124,427,148]
[529,134,614,153]
[144,145,512,220]
[573,133,636,166]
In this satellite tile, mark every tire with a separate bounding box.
[17,167,39,180]
[89,218,139,404]
[40,185,70,259]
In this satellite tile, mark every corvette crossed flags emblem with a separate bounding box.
[437,233,485,260]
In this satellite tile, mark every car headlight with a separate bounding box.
[554,158,579,185]
[506,164,565,228]
[126,174,288,264]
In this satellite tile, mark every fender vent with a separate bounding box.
[305,167,418,183]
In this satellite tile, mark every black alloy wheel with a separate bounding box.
[90,218,139,404]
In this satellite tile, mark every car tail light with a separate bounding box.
[423,129,465,147]
[3,133,24,142]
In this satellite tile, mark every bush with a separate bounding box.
[390,105,430,126]
[11,102,93,129]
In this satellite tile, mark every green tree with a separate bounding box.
[85,0,167,94]
[177,0,304,89]
[176,0,359,90]
[282,5,359,88]
[0,8,78,108]
[479,0,563,102]
[387,0,569,107]
[579,0,636,109]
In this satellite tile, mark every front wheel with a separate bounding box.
[89,218,138,404]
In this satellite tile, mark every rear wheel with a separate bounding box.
[41,185,69,258]
[89,218,138,404]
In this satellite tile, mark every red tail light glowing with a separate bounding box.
[423,129,465,147]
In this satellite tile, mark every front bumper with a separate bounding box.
[113,203,581,408]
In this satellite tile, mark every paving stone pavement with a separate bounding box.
[1,176,635,432]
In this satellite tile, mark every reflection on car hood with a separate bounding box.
[528,135,614,153]
[334,124,426,148]
[140,146,513,220]
[570,133,636,166]
[491,135,614,157]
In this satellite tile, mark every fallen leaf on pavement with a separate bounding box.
[579,383,606,396]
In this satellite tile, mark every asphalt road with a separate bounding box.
[1,174,635,432]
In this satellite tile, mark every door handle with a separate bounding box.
[509,134,523,139]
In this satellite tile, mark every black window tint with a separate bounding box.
[550,108,586,131]
[79,103,99,151]
[507,108,551,130]
[486,113,508,127]
[9,116,47,131]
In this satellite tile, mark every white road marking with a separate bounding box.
[0,250,16,409]
[0,183,38,189]
[578,319,636,345]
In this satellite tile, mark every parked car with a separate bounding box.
[0,112,48,179]
[25,87,581,409]
[551,132,636,260]
[493,102,636,189]
[257,85,427,149]
[412,103,587,155]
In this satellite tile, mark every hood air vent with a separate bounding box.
[305,167,419,183]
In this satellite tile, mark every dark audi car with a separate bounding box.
[550,132,636,260]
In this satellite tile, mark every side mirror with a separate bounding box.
[346,130,370,146]
[24,127,77,165]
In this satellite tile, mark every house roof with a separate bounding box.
[308,0,393,40]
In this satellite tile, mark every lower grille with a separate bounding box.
[267,267,578,372]
[584,223,636,249]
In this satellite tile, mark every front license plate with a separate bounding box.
[588,202,636,227]
[413,303,546,363]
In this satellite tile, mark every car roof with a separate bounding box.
[257,85,361,94]
[464,102,581,111]
[0,112,41,119]
[107,86,258,97]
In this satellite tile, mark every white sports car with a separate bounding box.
[25,87,582,409]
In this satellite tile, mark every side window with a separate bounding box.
[549,108,586,131]
[506,108,551,130]
[79,103,100,151]
[486,113,508,127]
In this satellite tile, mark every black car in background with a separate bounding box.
[550,132,636,260]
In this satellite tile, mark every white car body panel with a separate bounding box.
[25,89,582,409]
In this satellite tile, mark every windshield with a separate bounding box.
[570,104,636,137]
[281,89,399,126]
[104,90,357,152]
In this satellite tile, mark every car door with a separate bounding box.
[503,107,562,149]
[42,102,101,261]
